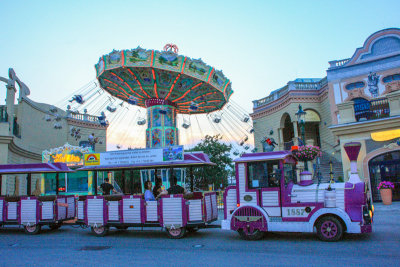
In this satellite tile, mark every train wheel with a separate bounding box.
[316,216,343,242]
[238,228,265,241]
[91,226,109,237]
[49,223,62,230]
[166,227,186,239]
[24,224,41,235]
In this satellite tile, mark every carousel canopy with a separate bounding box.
[95,45,233,114]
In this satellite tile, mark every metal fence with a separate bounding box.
[354,98,390,122]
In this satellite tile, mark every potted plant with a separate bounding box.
[292,145,322,161]
[377,181,395,205]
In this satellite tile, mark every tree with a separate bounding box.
[188,134,233,190]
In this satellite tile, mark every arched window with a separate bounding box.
[382,74,400,83]
[345,81,365,90]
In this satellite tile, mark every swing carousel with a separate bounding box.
[95,43,235,149]
[53,44,257,188]
[58,44,256,156]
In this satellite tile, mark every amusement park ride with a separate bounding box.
[0,44,373,241]
[62,44,255,155]
[61,44,256,187]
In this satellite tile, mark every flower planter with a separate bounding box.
[292,145,321,162]
[380,189,392,205]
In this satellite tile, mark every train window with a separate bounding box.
[284,164,297,186]
[247,160,280,189]
[67,171,89,192]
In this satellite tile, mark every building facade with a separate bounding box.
[251,28,400,201]
[0,69,108,196]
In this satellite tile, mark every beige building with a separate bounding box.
[0,69,108,195]
[251,28,400,201]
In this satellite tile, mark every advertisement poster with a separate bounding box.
[84,146,184,166]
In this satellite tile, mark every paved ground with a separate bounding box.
[0,203,399,267]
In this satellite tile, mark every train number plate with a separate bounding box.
[282,207,314,218]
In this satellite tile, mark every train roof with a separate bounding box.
[78,152,216,171]
[234,151,296,163]
[0,163,73,174]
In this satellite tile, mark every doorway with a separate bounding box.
[369,150,400,201]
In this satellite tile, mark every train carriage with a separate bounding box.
[0,163,76,234]
[77,152,218,238]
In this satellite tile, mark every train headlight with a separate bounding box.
[369,210,373,218]
[371,205,374,213]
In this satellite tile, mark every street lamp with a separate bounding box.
[295,104,307,171]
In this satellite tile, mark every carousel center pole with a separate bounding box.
[145,98,179,148]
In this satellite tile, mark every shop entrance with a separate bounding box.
[369,150,400,201]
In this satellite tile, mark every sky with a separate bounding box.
[0,0,399,149]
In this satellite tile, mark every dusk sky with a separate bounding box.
[1,0,399,113]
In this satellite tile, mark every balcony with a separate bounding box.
[68,112,109,126]
[354,98,390,122]
[253,77,327,109]
[337,90,400,124]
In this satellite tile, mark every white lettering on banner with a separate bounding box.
[89,146,184,166]
[100,149,163,165]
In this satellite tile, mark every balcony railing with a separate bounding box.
[69,113,99,122]
[292,82,320,90]
[354,98,390,122]
[328,58,350,69]
[253,78,327,109]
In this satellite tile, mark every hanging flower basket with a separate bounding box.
[292,145,322,161]
[377,181,394,205]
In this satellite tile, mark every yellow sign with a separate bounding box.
[371,129,400,141]
[84,153,101,166]
[52,154,82,164]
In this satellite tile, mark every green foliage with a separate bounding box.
[188,134,233,190]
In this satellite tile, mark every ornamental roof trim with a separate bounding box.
[328,28,400,70]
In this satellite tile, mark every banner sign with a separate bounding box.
[84,146,184,166]
[42,143,93,166]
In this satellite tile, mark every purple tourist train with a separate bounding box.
[76,151,218,238]
[0,143,373,241]
[221,142,373,241]
[0,163,76,234]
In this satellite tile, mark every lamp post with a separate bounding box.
[295,104,307,171]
